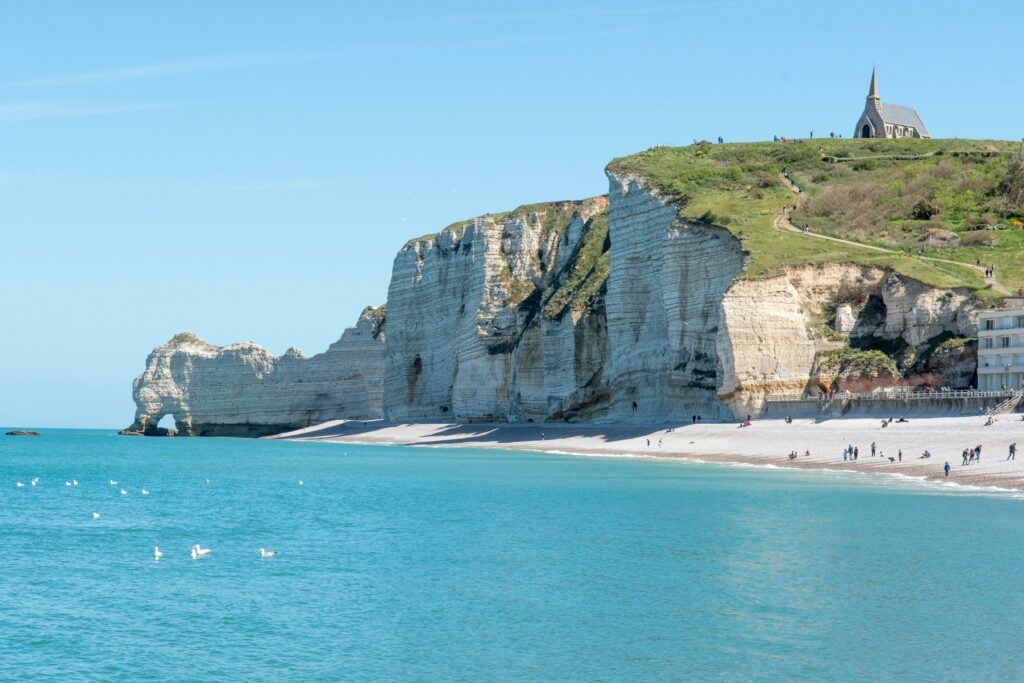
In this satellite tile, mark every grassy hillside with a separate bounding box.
[608,138,1024,298]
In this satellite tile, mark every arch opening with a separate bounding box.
[861,123,871,138]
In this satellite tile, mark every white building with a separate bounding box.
[978,301,1024,391]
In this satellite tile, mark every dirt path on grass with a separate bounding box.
[774,173,1010,294]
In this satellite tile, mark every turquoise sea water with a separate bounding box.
[2,430,1023,681]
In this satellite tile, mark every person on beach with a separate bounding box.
[854,446,859,460]
[646,438,650,447]
[843,449,848,461]
[658,438,663,448]
[976,445,982,463]
[632,401,638,414]
[944,461,951,477]
[1009,443,1017,461]
[871,442,876,457]
[540,432,545,440]
[898,449,902,462]
[962,449,969,466]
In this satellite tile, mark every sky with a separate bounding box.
[1,0,1022,428]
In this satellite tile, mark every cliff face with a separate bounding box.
[603,173,977,420]
[718,266,976,415]
[604,173,744,420]
[123,306,385,437]
[126,141,1001,434]
[383,198,610,422]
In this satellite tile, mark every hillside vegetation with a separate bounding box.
[608,138,1024,298]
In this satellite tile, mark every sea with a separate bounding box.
[1,429,1023,682]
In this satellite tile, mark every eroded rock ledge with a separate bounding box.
[121,306,385,437]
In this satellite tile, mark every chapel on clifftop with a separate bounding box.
[853,68,930,139]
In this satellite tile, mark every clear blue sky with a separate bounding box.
[2,0,1021,428]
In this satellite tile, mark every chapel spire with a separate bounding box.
[867,67,879,100]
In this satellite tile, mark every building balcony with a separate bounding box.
[978,326,1024,336]
[978,363,1024,374]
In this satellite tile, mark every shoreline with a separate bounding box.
[269,415,1024,493]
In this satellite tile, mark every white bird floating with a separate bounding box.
[120,489,127,495]
[65,481,71,487]
[141,489,149,496]
[109,480,118,486]
[191,544,212,560]
[30,478,38,486]
[72,480,79,486]
[259,548,278,558]
[298,480,304,486]
[92,512,100,519]
[16,482,24,488]
[154,546,163,560]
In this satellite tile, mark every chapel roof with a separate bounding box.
[879,102,930,137]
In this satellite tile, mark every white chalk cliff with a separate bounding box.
[126,156,985,435]
[123,306,385,436]
[603,172,976,420]
[383,198,610,422]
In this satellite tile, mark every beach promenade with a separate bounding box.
[272,415,1024,492]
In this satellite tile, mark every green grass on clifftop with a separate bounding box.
[608,139,1024,297]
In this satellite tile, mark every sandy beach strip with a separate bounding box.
[269,415,1024,492]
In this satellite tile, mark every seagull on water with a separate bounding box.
[298,480,304,486]
[120,489,127,495]
[141,488,149,496]
[16,482,24,488]
[30,478,38,486]
[65,481,71,487]
[191,544,212,559]
[154,546,163,560]
[259,548,278,558]
[92,512,100,519]
[109,480,118,486]
[73,480,79,486]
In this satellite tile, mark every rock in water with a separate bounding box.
[122,307,385,437]
[5,430,40,436]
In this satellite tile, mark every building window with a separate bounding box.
[985,338,994,349]
[1002,337,1011,348]
[985,319,994,330]
[1017,317,1024,328]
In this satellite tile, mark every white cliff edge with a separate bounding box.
[121,306,385,437]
